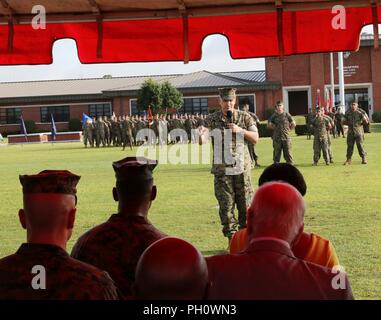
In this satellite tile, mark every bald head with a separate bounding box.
[134,237,208,300]
[248,182,305,244]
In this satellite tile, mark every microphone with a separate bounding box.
[226,110,233,124]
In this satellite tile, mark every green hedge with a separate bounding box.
[24,120,36,134]
[295,124,308,136]
[264,108,275,120]
[372,111,381,123]
[258,123,273,138]
[69,118,82,131]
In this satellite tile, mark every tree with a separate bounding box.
[161,81,183,111]
[137,79,162,112]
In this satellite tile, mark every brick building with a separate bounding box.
[0,70,279,134]
[266,33,381,117]
[0,33,380,134]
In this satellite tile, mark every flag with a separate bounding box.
[20,115,28,142]
[51,113,57,141]
[147,106,153,125]
[143,110,147,120]
[316,89,321,108]
[324,88,331,113]
[82,113,92,127]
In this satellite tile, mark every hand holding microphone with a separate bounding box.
[226,110,244,134]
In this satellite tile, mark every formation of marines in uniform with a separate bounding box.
[83,97,370,169]
[305,102,369,165]
[83,113,211,149]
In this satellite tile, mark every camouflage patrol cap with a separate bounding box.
[112,157,157,182]
[219,88,236,101]
[19,170,80,195]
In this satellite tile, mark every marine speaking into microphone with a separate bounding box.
[197,87,259,246]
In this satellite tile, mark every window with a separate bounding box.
[89,103,112,118]
[40,106,70,123]
[237,95,256,113]
[130,100,140,116]
[182,97,208,114]
[0,108,21,124]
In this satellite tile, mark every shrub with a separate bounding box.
[69,118,82,131]
[24,120,36,134]
[258,122,273,138]
[372,111,381,123]
[264,108,275,120]
[295,124,308,136]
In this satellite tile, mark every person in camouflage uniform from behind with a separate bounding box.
[0,170,119,300]
[268,101,296,165]
[103,116,111,146]
[334,107,345,138]
[311,107,332,166]
[71,157,167,299]
[91,117,97,147]
[242,103,261,167]
[83,119,94,148]
[184,114,193,143]
[198,88,259,244]
[327,109,337,138]
[110,116,120,146]
[343,101,369,165]
[120,115,133,151]
[323,111,335,163]
[95,116,106,147]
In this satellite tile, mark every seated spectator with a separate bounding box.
[206,182,354,300]
[230,163,339,268]
[0,170,118,300]
[71,157,167,299]
[134,237,209,300]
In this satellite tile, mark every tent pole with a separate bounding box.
[338,52,346,114]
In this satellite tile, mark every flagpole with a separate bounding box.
[338,52,346,114]
[330,53,336,111]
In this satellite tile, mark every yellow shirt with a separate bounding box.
[230,229,339,269]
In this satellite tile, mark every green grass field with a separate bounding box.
[1,126,381,299]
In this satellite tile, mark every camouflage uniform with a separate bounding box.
[83,121,94,148]
[71,214,166,299]
[324,114,335,163]
[335,112,345,138]
[246,111,261,166]
[311,114,331,165]
[204,109,257,239]
[95,118,106,147]
[111,118,121,146]
[328,111,337,138]
[135,117,147,145]
[104,117,111,146]
[184,115,193,143]
[120,117,133,150]
[343,109,368,162]
[268,112,295,164]
[0,243,119,300]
